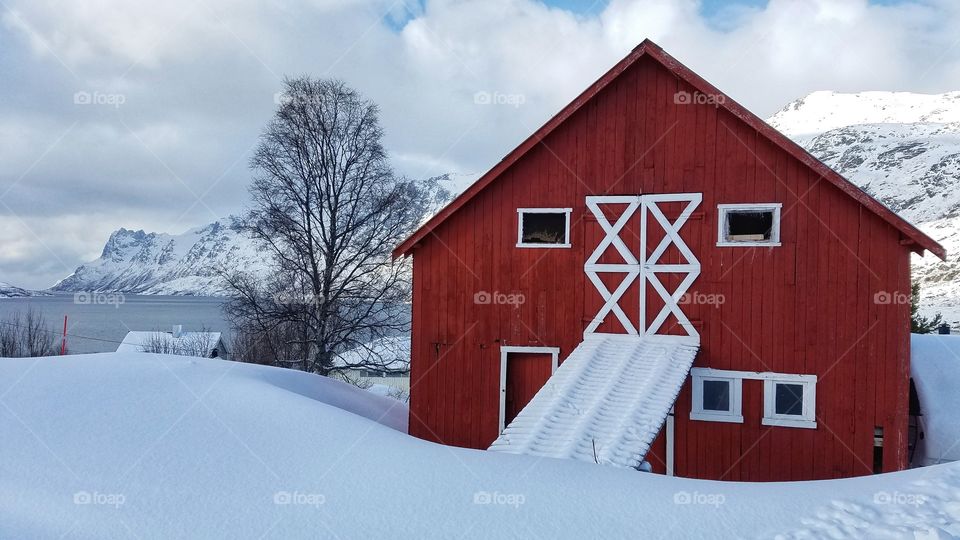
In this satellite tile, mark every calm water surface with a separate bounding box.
[0,294,229,354]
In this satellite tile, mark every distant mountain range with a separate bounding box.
[0,282,50,298]
[43,91,960,323]
[50,217,270,296]
[768,91,960,324]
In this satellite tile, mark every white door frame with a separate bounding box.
[499,345,560,433]
[584,193,702,339]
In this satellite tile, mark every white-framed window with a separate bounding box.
[690,368,817,429]
[517,208,572,248]
[762,375,817,429]
[717,203,781,247]
[690,368,743,423]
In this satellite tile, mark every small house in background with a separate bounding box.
[333,336,411,393]
[117,325,229,360]
[393,39,946,481]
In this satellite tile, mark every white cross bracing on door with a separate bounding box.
[584,193,702,339]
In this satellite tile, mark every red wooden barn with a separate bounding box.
[392,39,946,481]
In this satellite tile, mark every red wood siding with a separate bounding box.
[406,55,912,480]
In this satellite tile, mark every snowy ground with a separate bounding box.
[1,353,958,539]
[912,334,960,467]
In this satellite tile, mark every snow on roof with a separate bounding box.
[333,335,409,372]
[4,352,960,537]
[911,333,960,465]
[489,334,698,469]
[116,330,224,357]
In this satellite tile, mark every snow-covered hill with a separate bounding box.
[0,281,50,298]
[769,90,960,137]
[2,352,959,538]
[769,91,960,324]
[51,217,269,295]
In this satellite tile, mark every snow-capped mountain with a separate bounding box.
[52,217,269,295]
[769,91,960,324]
[768,90,960,136]
[0,281,50,298]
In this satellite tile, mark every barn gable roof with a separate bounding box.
[394,39,945,260]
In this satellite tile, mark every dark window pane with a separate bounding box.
[727,210,773,241]
[521,213,566,244]
[775,383,804,416]
[702,380,730,412]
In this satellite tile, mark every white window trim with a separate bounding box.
[762,375,817,429]
[690,368,817,429]
[691,368,743,423]
[716,203,782,247]
[499,345,560,433]
[516,208,572,248]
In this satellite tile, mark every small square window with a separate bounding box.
[517,209,571,248]
[774,383,804,416]
[691,369,742,423]
[702,380,730,412]
[718,204,781,246]
[763,377,816,429]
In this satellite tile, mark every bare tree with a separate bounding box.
[0,308,58,357]
[139,329,216,358]
[223,77,447,375]
[227,317,313,369]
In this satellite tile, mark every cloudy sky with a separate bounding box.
[1,0,959,289]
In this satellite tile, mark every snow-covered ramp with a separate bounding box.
[489,334,698,469]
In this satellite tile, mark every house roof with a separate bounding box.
[488,334,698,469]
[394,39,945,261]
[117,331,224,357]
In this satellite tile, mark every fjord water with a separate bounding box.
[0,294,229,354]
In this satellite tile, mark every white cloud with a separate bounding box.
[1,0,959,288]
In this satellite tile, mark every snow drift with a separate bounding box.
[1,352,959,538]
[911,333,960,467]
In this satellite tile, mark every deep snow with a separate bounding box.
[911,334,960,467]
[1,353,959,539]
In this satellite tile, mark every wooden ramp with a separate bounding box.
[488,334,698,469]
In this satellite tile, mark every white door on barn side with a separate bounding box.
[584,193,702,339]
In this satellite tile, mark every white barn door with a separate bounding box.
[584,194,702,339]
